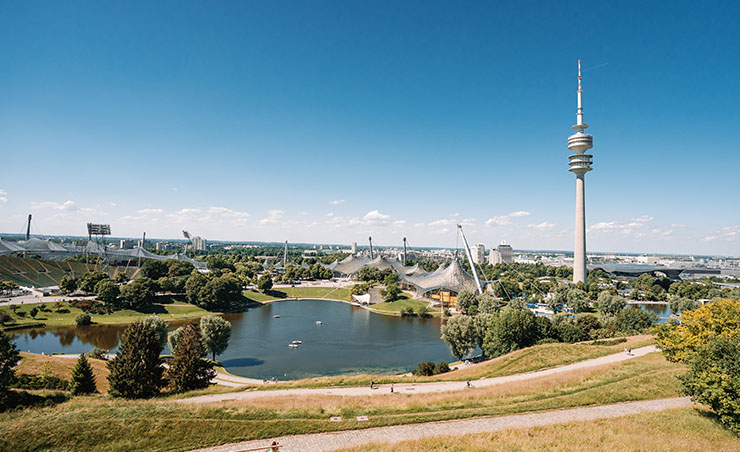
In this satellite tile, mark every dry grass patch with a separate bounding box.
[17,352,110,393]
[335,406,740,452]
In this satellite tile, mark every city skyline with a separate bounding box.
[2,1,740,255]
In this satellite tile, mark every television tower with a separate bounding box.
[568,60,594,284]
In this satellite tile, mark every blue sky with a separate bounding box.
[1,1,739,255]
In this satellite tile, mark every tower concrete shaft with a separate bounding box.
[568,60,593,284]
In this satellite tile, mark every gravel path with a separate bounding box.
[179,345,658,404]
[188,397,691,452]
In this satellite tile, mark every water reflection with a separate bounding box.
[10,300,454,380]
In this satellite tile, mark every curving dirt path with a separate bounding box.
[187,397,692,452]
[179,345,658,405]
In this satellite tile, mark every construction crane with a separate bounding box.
[402,237,407,265]
[368,236,374,259]
[457,224,483,295]
[283,240,288,268]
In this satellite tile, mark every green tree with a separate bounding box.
[199,274,242,310]
[669,297,701,315]
[69,354,97,395]
[256,274,273,292]
[166,322,215,392]
[597,291,626,317]
[75,313,92,326]
[59,275,78,293]
[78,272,109,294]
[29,307,38,318]
[167,326,184,352]
[472,313,492,355]
[0,332,21,396]
[118,277,156,309]
[478,293,500,314]
[185,271,208,305]
[140,260,169,280]
[614,306,656,333]
[566,288,591,313]
[200,316,232,361]
[483,309,540,358]
[107,320,164,399]
[381,281,401,302]
[456,290,478,315]
[440,315,476,361]
[95,279,120,303]
[167,260,194,277]
[680,335,740,435]
[143,315,168,349]
[656,299,740,362]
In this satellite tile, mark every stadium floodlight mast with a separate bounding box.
[87,223,111,240]
[86,223,112,271]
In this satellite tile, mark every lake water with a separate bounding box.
[10,299,454,380]
[633,302,673,322]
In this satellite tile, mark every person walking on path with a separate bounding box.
[390,384,394,393]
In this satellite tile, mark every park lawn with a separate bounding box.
[0,297,214,329]
[16,352,111,393]
[335,406,740,452]
[243,286,353,303]
[253,335,655,389]
[370,296,433,316]
[0,353,687,452]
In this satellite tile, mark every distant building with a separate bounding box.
[489,249,502,265]
[351,242,357,254]
[496,243,513,264]
[191,236,207,251]
[137,239,151,249]
[119,239,135,249]
[472,243,485,264]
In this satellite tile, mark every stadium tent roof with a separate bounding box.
[331,255,371,276]
[0,238,207,270]
[18,237,69,252]
[0,238,26,254]
[401,260,477,295]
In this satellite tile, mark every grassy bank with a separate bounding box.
[243,286,353,303]
[336,406,739,452]
[0,352,685,452]
[17,352,111,393]
[254,335,654,389]
[371,296,433,316]
[0,296,214,329]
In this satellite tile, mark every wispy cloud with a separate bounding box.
[704,225,740,242]
[528,221,556,230]
[485,211,531,226]
[260,209,285,225]
[330,199,345,205]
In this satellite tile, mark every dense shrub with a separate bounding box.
[412,361,451,376]
[74,313,92,326]
[12,373,68,391]
[681,336,740,435]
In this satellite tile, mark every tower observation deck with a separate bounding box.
[568,60,594,284]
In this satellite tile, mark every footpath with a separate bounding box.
[179,345,658,404]
[187,397,692,452]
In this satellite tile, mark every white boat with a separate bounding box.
[273,315,280,318]
[292,340,302,345]
[288,343,299,348]
[316,321,322,325]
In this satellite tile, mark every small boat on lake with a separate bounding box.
[273,315,280,318]
[292,340,302,345]
[316,321,322,325]
[288,343,299,348]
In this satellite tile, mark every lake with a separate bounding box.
[10,299,454,380]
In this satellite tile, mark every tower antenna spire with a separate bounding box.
[568,59,594,285]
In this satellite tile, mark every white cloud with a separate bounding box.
[528,221,556,230]
[485,211,531,227]
[32,200,79,211]
[137,208,164,215]
[631,215,654,223]
[260,209,285,225]
[0,189,6,203]
[363,210,391,224]
[330,199,345,205]
[207,206,250,219]
[428,219,452,226]
[704,225,740,242]
[509,211,531,218]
